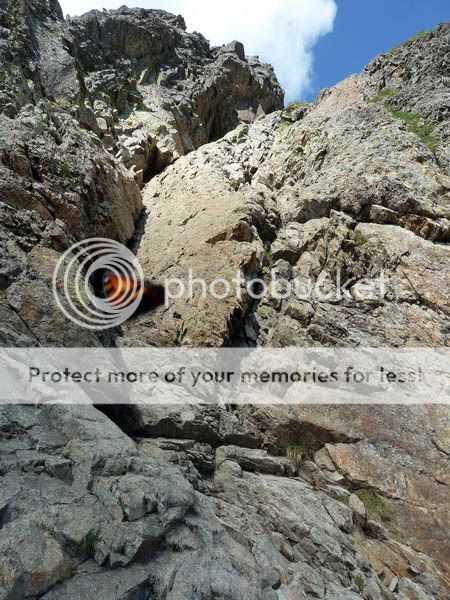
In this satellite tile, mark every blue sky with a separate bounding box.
[60,0,448,102]
[308,0,450,100]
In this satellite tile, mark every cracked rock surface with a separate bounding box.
[0,2,449,599]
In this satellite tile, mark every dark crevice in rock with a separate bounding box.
[95,404,146,438]
[142,147,173,184]
[127,208,149,256]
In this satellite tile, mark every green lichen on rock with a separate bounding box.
[54,97,73,111]
[257,304,273,319]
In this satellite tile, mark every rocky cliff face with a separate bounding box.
[0,2,449,599]
[0,0,282,346]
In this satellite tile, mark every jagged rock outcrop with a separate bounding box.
[67,7,283,180]
[0,1,449,599]
[0,0,283,346]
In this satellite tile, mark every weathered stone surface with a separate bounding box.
[121,404,263,449]
[0,404,278,599]
[124,115,281,346]
[245,403,450,596]
[127,28,450,350]
[215,445,295,476]
[212,465,388,599]
[0,0,282,347]
[0,3,449,599]
[67,5,283,174]
[119,22,450,598]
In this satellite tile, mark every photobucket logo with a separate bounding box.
[52,238,145,330]
[164,269,386,303]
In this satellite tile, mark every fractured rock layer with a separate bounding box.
[0,2,449,598]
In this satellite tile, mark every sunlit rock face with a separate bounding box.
[0,1,449,598]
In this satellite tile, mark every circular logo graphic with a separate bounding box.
[52,238,145,330]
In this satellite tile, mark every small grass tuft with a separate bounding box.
[283,443,308,463]
[391,110,438,153]
[354,575,365,592]
[284,444,308,471]
[284,101,311,117]
[354,230,368,247]
[283,443,308,455]
[369,88,397,104]
[59,163,71,179]
[355,489,388,521]
[402,29,432,47]
[371,90,439,153]
[388,30,431,55]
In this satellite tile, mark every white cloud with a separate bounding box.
[59,0,337,101]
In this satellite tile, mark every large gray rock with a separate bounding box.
[120,22,450,599]
[0,3,449,599]
[0,404,277,600]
